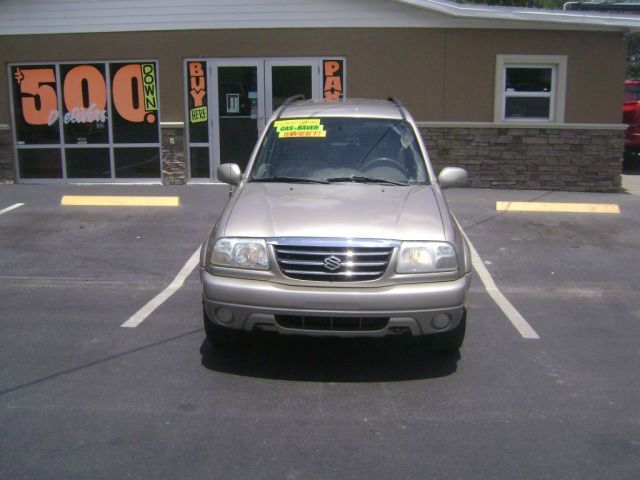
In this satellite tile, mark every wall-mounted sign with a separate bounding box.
[10,61,161,179]
[323,59,344,101]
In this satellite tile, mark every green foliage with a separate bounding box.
[455,0,565,7]
[626,32,640,79]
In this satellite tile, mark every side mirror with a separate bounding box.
[438,167,468,189]
[217,163,242,186]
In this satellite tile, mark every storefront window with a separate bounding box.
[61,64,109,144]
[190,147,210,178]
[11,65,61,145]
[110,63,159,144]
[18,149,62,179]
[9,61,161,181]
[65,148,110,178]
[114,147,161,178]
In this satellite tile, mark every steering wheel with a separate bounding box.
[361,157,403,171]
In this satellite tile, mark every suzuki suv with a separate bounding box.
[200,98,471,352]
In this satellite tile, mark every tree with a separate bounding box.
[456,0,565,7]
[627,33,640,79]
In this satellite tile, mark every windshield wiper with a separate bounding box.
[250,176,330,184]
[326,176,408,186]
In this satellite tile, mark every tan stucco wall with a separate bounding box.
[443,29,626,123]
[0,28,626,125]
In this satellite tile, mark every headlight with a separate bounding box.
[211,238,269,270]
[396,241,458,274]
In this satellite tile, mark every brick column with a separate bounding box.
[0,128,15,183]
[161,126,187,185]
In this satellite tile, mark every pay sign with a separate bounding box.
[323,60,344,101]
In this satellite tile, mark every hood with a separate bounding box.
[221,182,445,241]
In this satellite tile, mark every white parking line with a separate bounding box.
[461,230,540,339]
[0,203,24,216]
[121,247,201,328]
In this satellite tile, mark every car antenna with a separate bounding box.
[388,97,407,121]
[276,94,306,119]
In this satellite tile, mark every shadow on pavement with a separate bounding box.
[200,334,460,382]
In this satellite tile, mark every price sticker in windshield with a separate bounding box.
[274,119,326,138]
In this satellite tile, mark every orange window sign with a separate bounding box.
[112,64,157,124]
[323,60,343,101]
[63,65,107,124]
[13,62,159,129]
[13,67,58,126]
[188,62,208,124]
[189,62,206,107]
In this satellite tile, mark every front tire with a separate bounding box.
[203,307,242,348]
[429,310,466,353]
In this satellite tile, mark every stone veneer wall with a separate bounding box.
[161,126,186,185]
[0,125,625,191]
[0,129,14,184]
[420,126,625,192]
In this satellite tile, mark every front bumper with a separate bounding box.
[201,269,471,337]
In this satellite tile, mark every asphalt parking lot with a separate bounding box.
[1,183,639,480]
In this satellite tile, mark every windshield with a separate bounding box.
[249,118,429,185]
[624,83,640,103]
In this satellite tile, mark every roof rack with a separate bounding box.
[388,97,407,121]
[275,94,306,119]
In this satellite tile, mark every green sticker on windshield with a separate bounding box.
[274,118,326,138]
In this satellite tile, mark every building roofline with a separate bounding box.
[396,0,640,30]
[0,0,637,36]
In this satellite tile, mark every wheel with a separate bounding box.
[361,157,403,171]
[203,307,242,348]
[429,310,466,353]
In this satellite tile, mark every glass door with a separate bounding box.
[213,61,264,174]
[265,59,321,118]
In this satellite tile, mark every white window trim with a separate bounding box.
[494,55,567,124]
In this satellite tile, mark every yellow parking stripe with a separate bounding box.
[496,201,620,214]
[61,196,180,207]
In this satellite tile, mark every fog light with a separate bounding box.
[431,313,451,331]
[215,308,234,324]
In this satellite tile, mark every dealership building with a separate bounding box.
[0,0,638,191]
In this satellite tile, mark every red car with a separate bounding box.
[624,80,640,169]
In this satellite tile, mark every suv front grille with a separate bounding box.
[275,315,389,331]
[272,242,394,282]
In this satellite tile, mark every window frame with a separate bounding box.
[494,55,567,124]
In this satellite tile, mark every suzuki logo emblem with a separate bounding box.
[323,255,342,271]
